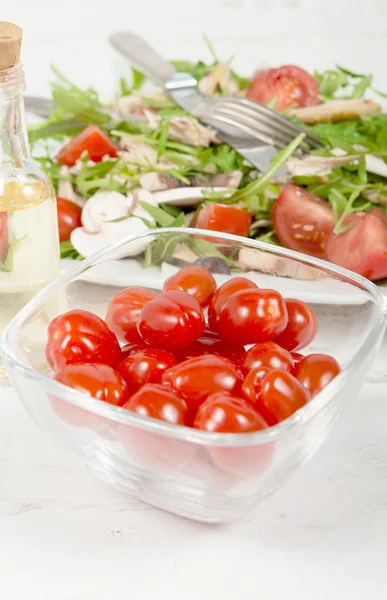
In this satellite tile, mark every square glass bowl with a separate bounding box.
[2,228,387,523]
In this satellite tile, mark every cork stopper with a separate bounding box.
[0,22,22,70]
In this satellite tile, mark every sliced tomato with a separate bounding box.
[56,125,117,166]
[324,208,387,281]
[273,184,334,259]
[246,65,320,110]
[0,212,9,263]
[195,204,252,238]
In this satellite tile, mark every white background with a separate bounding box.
[2,1,387,598]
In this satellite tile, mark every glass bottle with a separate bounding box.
[0,23,60,383]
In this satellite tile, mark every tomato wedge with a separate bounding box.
[324,208,387,281]
[195,204,252,237]
[272,184,334,258]
[56,125,117,166]
[0,212,9,263]
[246,65,320,110]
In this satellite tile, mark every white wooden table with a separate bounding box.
[2,0,387,597]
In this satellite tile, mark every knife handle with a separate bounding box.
[109,32,175,86]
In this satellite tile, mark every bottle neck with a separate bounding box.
[0,64,29,165]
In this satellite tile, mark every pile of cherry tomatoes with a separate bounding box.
[46,266,341,435]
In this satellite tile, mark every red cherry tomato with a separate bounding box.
[119,384,194,472]
[291,351,305,364]
[273,298,317,351]
[241,367,271,406]
[56,197,82,243]
[105,287,158,343]
[195,204,252,237]
[246,65,320,110]
[324,208,387,281]
[163,266,217,307]
[0,212,9,262]
[217,288,288,346]
[257,369,311,425]
[117,348,177,394]
[294,353,341,397]
[56,125,117,166]
[163,354,242,412]
[273,184,334,259]
[123,383,190,426]
[51,362,129,429]
[46,309,122,371]
[208,276,258,331]
[175,328,245,364]
[242,341,294,374]
[194,392,268,434]
[138,290,205,351]
[121,340,151,361]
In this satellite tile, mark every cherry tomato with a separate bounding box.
[246,65,320,110]
[163,265,217,307]
[123,383,190,426]
[121,340,151,361]
[257,369,311,425]
[138,290,205,351]
[195,204,252,237]
[46,309,122,371]
[105,287,158,343]
[273,298,317,351]
[51,362,129,429]
[163,354,243,412]
[242,367,271,406]
[217,288,288,346]
[0,212,9,262]
[294,353,341,397]
[119,384,194,472]
[175,328,245,364]
[242,341,294,373]
[291,351,305,364]
[56,197,82,243]
[117,348,177,394]
[208,276,258,331]
[194,392,268,434]
[56,125,117,166]
[273,184,334,258]
[324,208,387,281]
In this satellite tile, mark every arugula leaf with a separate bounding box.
[60,240,83,260]
[144,233,188,267]
[75,160,125,197]
[139,201,185,227]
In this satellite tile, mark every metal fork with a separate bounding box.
[109,32,324,167]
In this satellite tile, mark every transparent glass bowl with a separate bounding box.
[2,228,387,523]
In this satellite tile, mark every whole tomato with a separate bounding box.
[257,369,311,425]
[163,266,217,307]
[194,392,268,434]
[241,341,294,374]
[274,298,317,351]
[119,384,194,472]
[51,362,129,429]
[105,287,157,343]
[294,353,341,397]
[291,351,305,364]
[217,288,288,346]
[242,367,271,406]
[121,339,151,361]
[175,328,245,364]
[162,354,243,412]
[117,348,177,394]
[195,204,252,238]
[46,309,122,371]
[208,277,258,332]
[56,197,82,243]
[138,290,205,351]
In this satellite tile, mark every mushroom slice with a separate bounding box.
[198,62,239,96]
[238,247,324,281]
[81,190,130,233]
[365,155,387,178]
[139,172,183,192]
[289,99,381,124]
[189,170,243,188]
[151,187,232,207]
[145,110,220,147]
[287,154,359,177]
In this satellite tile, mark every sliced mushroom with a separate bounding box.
[198,62,239,96]
[189,170,243,188]
[119,139,158,167]
[57,166,84,206]
[361,188,387,206]
[365,155,387,178]
[151,186,232,207]
[145,110,220,147]
[139,172,183,192]
[287,154,359,177]
[172,243,199,263]
[81,190,131,233]
[107,95,145,117]
[238,247,324,281]
[289,99,381,124]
